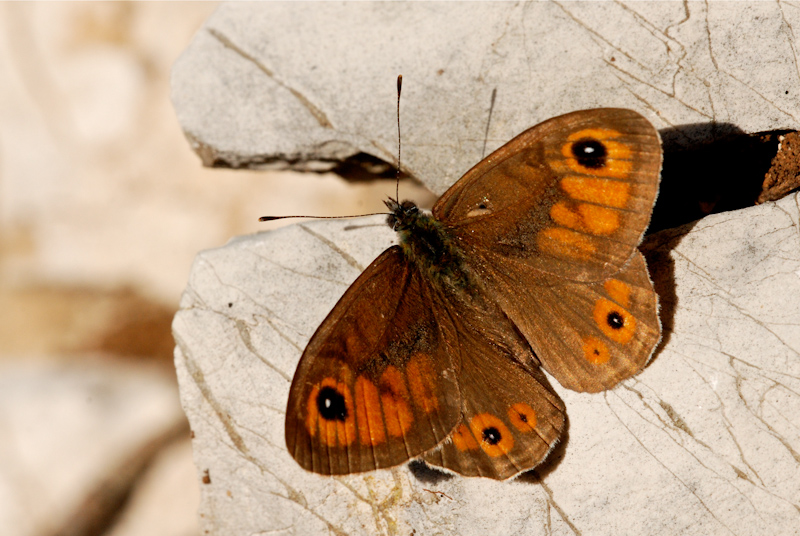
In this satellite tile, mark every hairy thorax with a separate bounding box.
[385,199,473,292]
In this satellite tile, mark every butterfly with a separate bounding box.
[284,108,662,480]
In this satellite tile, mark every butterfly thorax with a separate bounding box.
[385,199,472,290]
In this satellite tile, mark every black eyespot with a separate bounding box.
[571,138,607,169]
[518,413,528,423]
[478,203,487,209]
[482,426,502,445]
[317,386,347,421]
[607,311,624,330]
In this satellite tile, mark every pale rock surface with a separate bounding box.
[173,193,800,535]
[172,2,800,193]
[171,2,800,535]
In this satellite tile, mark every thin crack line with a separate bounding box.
[207,27,333,129]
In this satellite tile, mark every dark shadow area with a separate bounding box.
[650,123,788,233]
[408,459,454,484]
[640,227,684,360]
[329,152,409,182]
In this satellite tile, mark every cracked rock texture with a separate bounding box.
[173,192,800,535]
[172,2,800,193]
[171,3,800,535]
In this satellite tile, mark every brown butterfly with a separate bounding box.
[284,108,662,480]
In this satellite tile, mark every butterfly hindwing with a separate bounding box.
[420,297,566,479]
[285,247,462,475]
[474,250,660,392]
[434,108,661,282]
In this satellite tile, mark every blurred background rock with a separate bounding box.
[0,3,434,536]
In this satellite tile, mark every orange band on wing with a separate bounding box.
[550,202,621,236]
[582,336,610,364]
[380,366,414,437]
[407,353,439,414]
[560,177,632,209]
[452,424,480,452]
[604,279,632,308]
[508,403,537,433]
[355,376,386,446]
[537,227,597,260]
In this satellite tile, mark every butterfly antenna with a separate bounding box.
[260,77,404,224]
[395,74,402,203]
[259,213,387,223]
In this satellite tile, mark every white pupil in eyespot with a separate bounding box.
[584,147,595,154]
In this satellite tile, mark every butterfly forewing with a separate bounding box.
[434,108,661,282]
[285,247,462,475]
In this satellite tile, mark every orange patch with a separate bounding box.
[355,376,386,446]
[380,366,414,437]
[549,202,620,236]
[508,403,537,433]
[469,413,514,457]
[407,353,439,414]
[307,377,356,447]
[593,298,636,344]
[537,227,596,260]
[452,424,480,452]
[579,204,620,235]
[582,336,610,364]
[560,176,631,208]
[549,202,583,230]
[604,279,631,307]
[305,384,321,437]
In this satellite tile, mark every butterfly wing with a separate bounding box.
[285,246,462,475]
[475,250,660,392]
[420,295,566,479]
[433,108,661,392]
[434,108,661,281]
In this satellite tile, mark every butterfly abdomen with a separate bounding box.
[386,199,472,291]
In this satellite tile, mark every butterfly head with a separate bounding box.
[384,199,420,232]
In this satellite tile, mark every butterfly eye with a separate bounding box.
[469,413,514,457]
[593,298,636,344]
[508,402,537,432]
[606,311,624,330]
[482,426,502,445]
[317,386,348,421]
[571,137,607,169]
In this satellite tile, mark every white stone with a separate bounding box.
[173,193,800,535]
